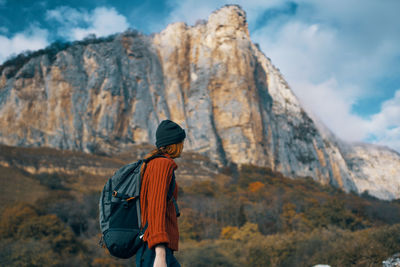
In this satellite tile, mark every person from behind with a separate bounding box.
[136,119,186,267]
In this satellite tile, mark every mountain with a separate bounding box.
[0,5,399,200]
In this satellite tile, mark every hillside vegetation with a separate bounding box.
[0,146,399,266]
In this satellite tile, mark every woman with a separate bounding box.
[136,119,186,267]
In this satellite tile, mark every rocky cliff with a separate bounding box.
[0,5,399,200]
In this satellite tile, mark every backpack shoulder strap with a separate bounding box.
[143,154,167,163]
[167,172,175,200]
[167,172,180,217]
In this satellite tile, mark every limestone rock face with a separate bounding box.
[341,143,400,200]
[0,5,399,200]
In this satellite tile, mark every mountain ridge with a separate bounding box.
[0,5,399,200]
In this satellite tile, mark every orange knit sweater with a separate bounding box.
[140,154,179,251]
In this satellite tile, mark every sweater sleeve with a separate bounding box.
[145,158,174,249]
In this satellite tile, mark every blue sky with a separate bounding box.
[0,0,399,152]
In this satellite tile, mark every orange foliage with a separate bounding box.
[248,181,265,192]
[220,226,239,239]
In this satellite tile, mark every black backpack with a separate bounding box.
[99,155,180,259]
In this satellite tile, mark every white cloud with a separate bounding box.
[370,90,400,132]
[46,6,88,27]
[368,90,400,151]
[0,26,49,63]
[293,79,370,141]
[253,21,339,83]
[46,6,129,41]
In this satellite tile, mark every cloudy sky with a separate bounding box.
[0,0,399,152]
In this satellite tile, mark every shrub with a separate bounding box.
[248,181,265,193]
[0,239,62,267]
[0,203,38,238]
[220,226,239,239]
[178,243,239,267]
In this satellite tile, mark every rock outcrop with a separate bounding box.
[341,143,400,200]
[0,5,399,199]
[383,253,400,267]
